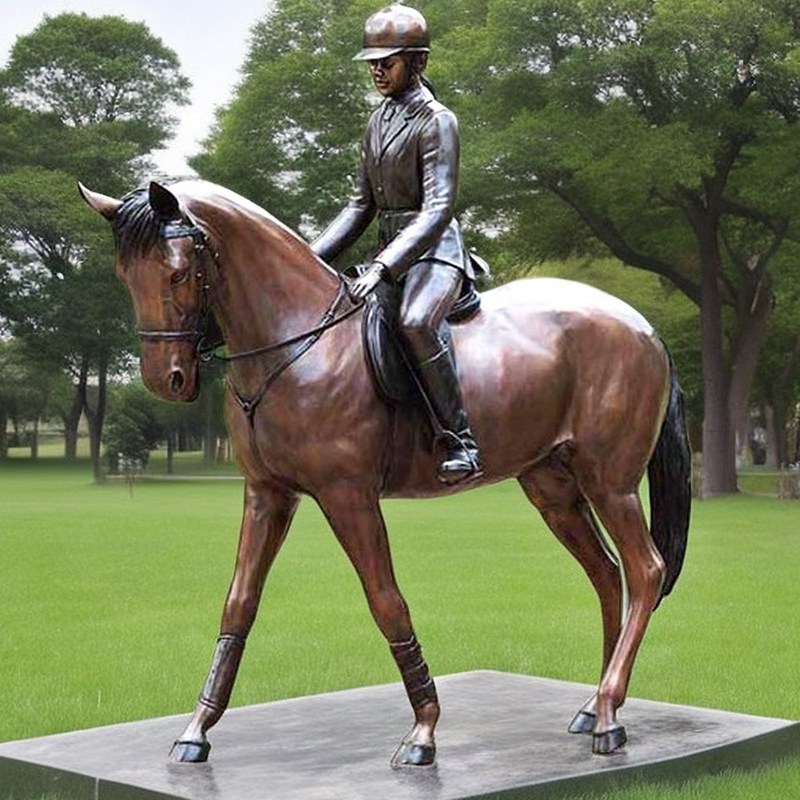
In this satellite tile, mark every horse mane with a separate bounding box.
[112,186,169,260]
[111,179,339,283]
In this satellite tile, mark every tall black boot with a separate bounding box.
[417,345,483,484]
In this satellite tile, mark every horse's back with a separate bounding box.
[475,277,655,336]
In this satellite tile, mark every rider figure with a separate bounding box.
[311,4,483,485]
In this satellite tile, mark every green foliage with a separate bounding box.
[0,166,133,371]
[0,13,189,150]
[439,0,800,274]
[0,340,57,454]
[191,0,376,232]
[103,382,167,470]
[0,12,190,475]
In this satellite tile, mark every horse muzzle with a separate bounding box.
[140,345,200,402]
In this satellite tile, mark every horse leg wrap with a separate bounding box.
[390,635,438,710]
[198,633,246,717]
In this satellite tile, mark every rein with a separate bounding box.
[146,218,363,424]
[224,280,359,423]
[200,281,362,364]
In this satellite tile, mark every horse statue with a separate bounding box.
[79,179,691,767]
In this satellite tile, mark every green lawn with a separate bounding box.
[1,457,799,798]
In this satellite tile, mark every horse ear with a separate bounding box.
[148,181,182,221]
[77,182,122,220]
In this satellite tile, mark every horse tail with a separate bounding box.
[647,349,692,602]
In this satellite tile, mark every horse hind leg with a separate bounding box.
[517,459,623,740]
[583,487,665,755]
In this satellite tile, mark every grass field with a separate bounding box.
[1,456,799,798]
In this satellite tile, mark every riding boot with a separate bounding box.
[417,344,483,484]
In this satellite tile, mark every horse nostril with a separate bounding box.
[169,369,185,396]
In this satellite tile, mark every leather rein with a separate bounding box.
[142,219,362,423]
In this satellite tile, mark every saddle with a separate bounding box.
[362,278,481,405]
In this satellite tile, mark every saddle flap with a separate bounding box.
[361,278,480,406]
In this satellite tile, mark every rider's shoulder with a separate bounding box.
[412,88,456,128]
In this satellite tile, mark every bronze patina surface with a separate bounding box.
[79,176,690,767]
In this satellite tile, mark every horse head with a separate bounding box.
[79,180,210,402]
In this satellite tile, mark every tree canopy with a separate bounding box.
[0,13,190,478]
[190,0,375,235]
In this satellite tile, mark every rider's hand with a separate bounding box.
[349,262,388,300]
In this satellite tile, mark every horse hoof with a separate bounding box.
[390,741,436,768]
[169,739,211,763]
[568,710,596,735]
[592,725,627,755]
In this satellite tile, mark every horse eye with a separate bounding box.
[171,270,189,286]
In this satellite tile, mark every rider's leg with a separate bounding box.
[398,261,483,484]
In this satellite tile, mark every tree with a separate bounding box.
[0,164,134,473]
[104,380,166,471]
[433,0,800,495]
[0,338,61,457]
[0,14,190,480]
[190,0,377,235]
[753,244,800,467]
[0,12,190,171]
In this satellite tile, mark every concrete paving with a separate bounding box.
[1,671,798,800]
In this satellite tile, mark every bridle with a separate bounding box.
[136,219,212,348]
[137,215,363,422]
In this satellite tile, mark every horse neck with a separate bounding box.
[194,197,341,353]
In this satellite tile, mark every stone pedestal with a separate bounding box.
[1,671,797,799]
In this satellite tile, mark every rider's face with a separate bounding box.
[368,54,410,98]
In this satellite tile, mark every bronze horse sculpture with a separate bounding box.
[79,179,691,767]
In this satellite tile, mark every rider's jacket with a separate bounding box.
[311,84,474,281]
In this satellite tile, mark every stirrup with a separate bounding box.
[437,431,483,485]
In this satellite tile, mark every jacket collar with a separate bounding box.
[376,85,433,156]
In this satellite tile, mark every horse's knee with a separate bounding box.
[221,590,260,634]
[367,586,411,638]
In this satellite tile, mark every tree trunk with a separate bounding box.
[766,332,800,468]
[30,417,39,459]
[84,358,108,483]
[203,389,217,467]
[764,403,784,469]
[698,236,738,496]
[0,409,8,458]
[728,276,773,467]
[63,358,89,460]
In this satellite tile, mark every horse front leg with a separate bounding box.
[170,481,299,762]
[317,482,440,768]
